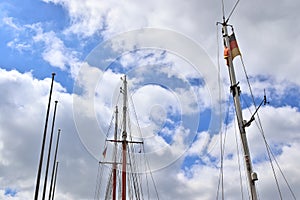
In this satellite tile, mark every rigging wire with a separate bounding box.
[105,168,113,200]
[233,116,245,200]
[216,103,229,200]
[226,0,240,23]
[221,0,225,20]
[127,98,144,200]
[129,92,160,200]
[127,115,144,200]
[240,95,284,200]
[220,0,296,198]
[239,56,283,199]
[217,22,224,200]
[267,142,297,200]
[127,146,140,200]
[94,162,102,200]
[94,86,123,200]
[216,23,225,200]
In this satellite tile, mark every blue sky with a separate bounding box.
[1,0,300,199]
[0,0,103,93]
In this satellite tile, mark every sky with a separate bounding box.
[0,0,300,199]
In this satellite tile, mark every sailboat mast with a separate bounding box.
[121,76,128,200]
[112,106,118,200]
[222,22,258,200]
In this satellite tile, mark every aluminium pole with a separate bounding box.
[42,100,58,200]
[51,162,59,200]
[222,22,258,200]
[34,73,55,200]
[48,129,61,200]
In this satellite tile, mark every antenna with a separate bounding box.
[221,0,225,21]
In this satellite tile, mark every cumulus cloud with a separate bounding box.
[2,17,82,78]
[1,64,300,199]
[31,27,82,78]
[0,69,97,199]
[1,0,300,199]
[2,17,22,31]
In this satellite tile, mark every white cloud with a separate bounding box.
[1,66,300,199]
[2,0,300,199]
[7,39,31,52]
[32,29,82,78]
[188,131,210,156]
[2,17,22,31]
[2,17,82,78]
[0,69,98,199]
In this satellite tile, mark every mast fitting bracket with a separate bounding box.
[230,82,240,97]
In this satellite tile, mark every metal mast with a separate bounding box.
[51,161,59,200]
[48,129,61,200]
[121,75,128,200]
[42,100,58,200]
[34,72,55,200]
[222,21,258,200]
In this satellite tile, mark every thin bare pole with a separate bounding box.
[48,129,61,200]
[42,100,58,200]
[34,73,55,200]
[51,162,59,200]
[121,76,128,200]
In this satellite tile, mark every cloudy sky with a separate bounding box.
[1,0,300,199]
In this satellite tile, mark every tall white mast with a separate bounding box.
[222,21,258,200]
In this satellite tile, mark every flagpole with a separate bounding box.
[34,72,55,200]
[51,161,59,200]
[222,21,258,200]
[42,100,58,200]
[48,129,61,200]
